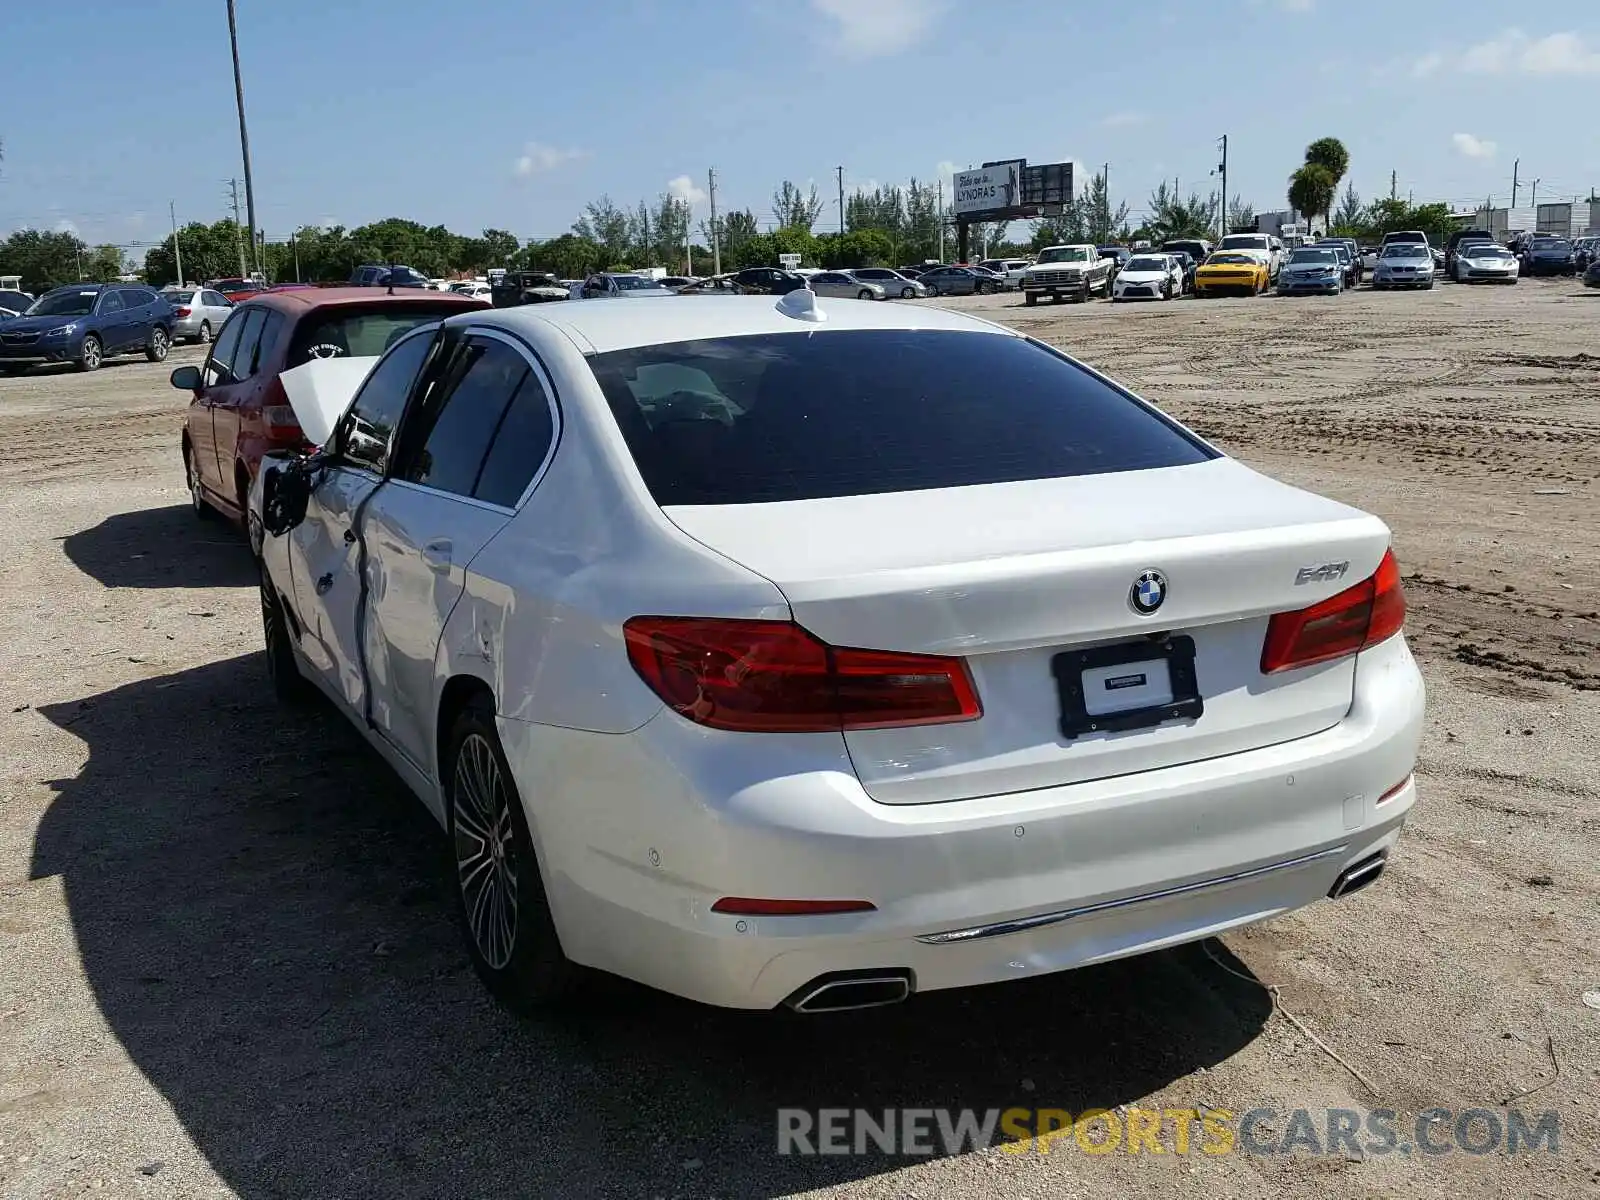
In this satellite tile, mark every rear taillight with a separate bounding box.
[175,306,191,317]
[260,404,302,435]
[1261,549,1406,674]
[622,617,982,733]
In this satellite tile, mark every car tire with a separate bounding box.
[976,281,992,295]
[857,289,874,300]
[260,566,313,708]
[146,326,170,363]
[1425,279,1435,290]
[924,284,939,297]
[1024,292,1037,307]
[901,286,915,298]
[184,443,214,520]
[196,320,212,345]
[447,695,581,1012]
[78,335,102,372]
[1161,281,1172,301]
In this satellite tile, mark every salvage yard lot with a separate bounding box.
[1,283,1596,1198]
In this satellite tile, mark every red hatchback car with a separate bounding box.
[172,287,487,522]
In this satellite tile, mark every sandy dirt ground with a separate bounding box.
[0,282,1596,1199]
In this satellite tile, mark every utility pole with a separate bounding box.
[1511,158,1519,208]
[226,0,259,275]
[1391,170,1397,202]
[291,230,301,282]
[1103,162,1111,241]
[1531,178,1540,208]
[937,179,945,262]
[228,178,245,276]
[707,168,720,276]
[837,165,845,235]
[1217,135,1228,237]
[684,216,691,276]
[169,200,184,287]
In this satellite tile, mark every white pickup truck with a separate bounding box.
[1020,244,1114,305]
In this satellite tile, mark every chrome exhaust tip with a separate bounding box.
[1329,853,1387,899]
[785,970,913,1014]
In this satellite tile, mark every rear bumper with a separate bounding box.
[501,635,1426,1009]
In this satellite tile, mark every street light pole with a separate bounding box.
[226,0,259,275]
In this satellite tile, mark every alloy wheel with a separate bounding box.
[80,337,102,371]
[198,321,211,344]
[150,329,169,361]
[453,733,520,971]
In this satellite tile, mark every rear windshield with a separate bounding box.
[1218,236,1268,250]
[589,330,1215,506]
[165,290,196,304]
[286,304,464,367]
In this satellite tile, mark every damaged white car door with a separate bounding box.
[356,330,549,772]
[287,330,438,714]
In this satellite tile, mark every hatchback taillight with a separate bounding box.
[622,617,982,732]
[1261,549,1406,674]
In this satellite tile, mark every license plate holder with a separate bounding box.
[1050,635,1203,740]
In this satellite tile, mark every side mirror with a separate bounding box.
[170,364,202,390]
[261,454,322,537]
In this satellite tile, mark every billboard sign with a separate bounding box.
[1021,162,1073,209]
[953,161,1022,216]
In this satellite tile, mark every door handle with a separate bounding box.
[421,539,453,573]
[315,572,334,595]
[343,529,356,545]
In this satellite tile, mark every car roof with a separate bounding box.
[452,294,1020,354]
[233,287,488,314]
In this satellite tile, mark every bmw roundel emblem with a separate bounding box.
[1130,570,1167,615]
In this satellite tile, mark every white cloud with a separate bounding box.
[811,0,943,58]
[1427,29,1600,77]
[512,141,588,178]
[936,160,960,180]
[1411,51,1444,78]
[54,219,78,235]
[666,174,707,206]
[1451,132,1497,159]
[1100,111,1146,128]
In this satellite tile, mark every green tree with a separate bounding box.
[1146,182,1221,243]
[1226,195,1256,233]
[572,196,631,268]
[1077,170,1130,244]
[0,229,89,293]
[817,229,894,268]
[846,186,906,237]
[1304,137,1351,185]
[143,219,250,286]
[1288,165,1337,232]
[82,245,126,282]
[521,233,602,278]
[771,180,825,232]
[1331,183,1364,234]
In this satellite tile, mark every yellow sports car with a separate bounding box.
[1195,252,1270,296]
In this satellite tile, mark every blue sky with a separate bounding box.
[5,0,1600,248]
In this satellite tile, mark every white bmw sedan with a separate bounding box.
[251,290,1424,1014]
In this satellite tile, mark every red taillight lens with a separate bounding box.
[710,897,876,915]
[175,306,191,317]
[1261,549,1406,674]
[622,617,982,733]
[260,404,303,441]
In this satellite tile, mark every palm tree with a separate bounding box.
[1289,165,1337,234]
[1304,138,1350,184]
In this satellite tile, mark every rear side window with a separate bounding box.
[399,337,529,498]
[589,330,1215,506]
[205,310,249,385]
[227,309,267,381]
[287,305,467,367]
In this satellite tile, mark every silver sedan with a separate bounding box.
[807,271,887,300]
[160,287,235,344]
[849,267,927,298]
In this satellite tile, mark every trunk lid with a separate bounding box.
[663,458,1390,804]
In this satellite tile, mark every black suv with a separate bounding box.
[731,267,808,295]
[490,271,570,307]
[348,264,433,289]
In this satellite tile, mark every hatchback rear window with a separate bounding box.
[286,305,467,367]
[589,330,1215,506]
